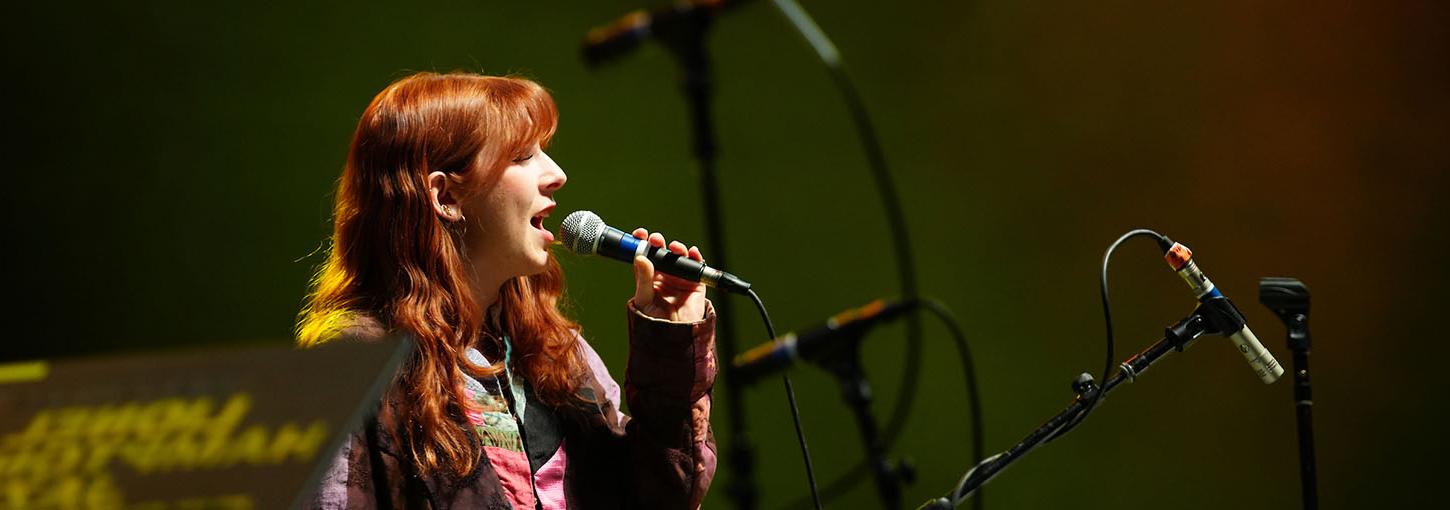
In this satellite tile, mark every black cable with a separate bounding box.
[917,299,984,510]
[1076,229,1166,426]
[747,288,823,510]
[768,3,926,507]
[824,46,923,451]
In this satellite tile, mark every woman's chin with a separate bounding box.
[523,252,551,274]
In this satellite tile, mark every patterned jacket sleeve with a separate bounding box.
[613,299,719,508]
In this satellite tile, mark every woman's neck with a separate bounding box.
[475,278,506,337]
[477,287,500,316]
[471,262,513,337]
[473,265,508,317]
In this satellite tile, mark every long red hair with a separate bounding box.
[297,71,585,478]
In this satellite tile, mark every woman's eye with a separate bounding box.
[513,153,534,163]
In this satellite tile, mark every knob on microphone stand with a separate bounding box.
[1259,277,1318,510]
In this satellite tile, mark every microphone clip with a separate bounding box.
[1260,277,1311,352]
[1193,295,1251,339]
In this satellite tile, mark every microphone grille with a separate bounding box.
[558,210,605,255]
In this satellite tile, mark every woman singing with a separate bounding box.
[297,72,717,509]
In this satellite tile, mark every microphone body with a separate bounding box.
[733,299,916,382]
[558,211,751,294]
[1163,240,1284,384]
[581,0,735,68]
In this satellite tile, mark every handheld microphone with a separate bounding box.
[732,299,916,382]
[1162,238,1284,384]
[557,210,752,294]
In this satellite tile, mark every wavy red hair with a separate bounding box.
[297,71,585,478]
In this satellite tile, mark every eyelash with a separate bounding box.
[513,152,534,163]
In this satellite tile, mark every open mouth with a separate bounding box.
[531,204,555,242]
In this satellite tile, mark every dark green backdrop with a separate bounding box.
[4,1,1447,508]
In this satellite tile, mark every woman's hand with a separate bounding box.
[630,228,708,322]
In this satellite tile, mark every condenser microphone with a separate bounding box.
[1162,238,1284,384]
[557,210,752,294]
[732,299,916,382]
[581,1,746,68]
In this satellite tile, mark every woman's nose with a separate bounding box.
[540,153,567,193]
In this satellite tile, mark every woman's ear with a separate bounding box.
[427,171,465,222]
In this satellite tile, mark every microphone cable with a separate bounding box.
[917,298,985,510]
[1049,228,1168,441]
[768,2,931,506]
[747,288,824,510]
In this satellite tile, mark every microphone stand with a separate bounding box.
[814,334,911,510]
[1259,278,1317,510]
[918,297,1248,509]
[650,11,759,509]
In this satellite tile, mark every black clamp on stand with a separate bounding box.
[814,335,915,510]
[918,296,1250,509]
[1259,277,1317,510]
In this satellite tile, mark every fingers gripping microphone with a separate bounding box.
[558,210,751,294]
[1162,239,1284,384]
[732,299,916,382]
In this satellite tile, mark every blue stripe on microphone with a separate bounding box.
[1200,287,1223,302]
[615,234,643,259]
